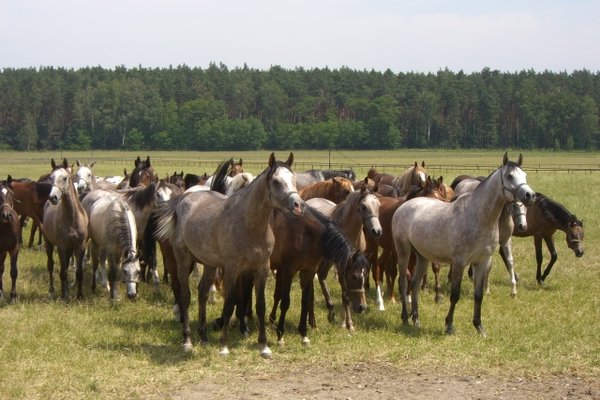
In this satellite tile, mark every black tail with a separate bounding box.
[210,159,234,195]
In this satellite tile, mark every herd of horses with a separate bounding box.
[0,153,585,358]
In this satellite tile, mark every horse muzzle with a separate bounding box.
[286,193,305,216]
[516,185,536,206]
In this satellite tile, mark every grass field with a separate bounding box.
[0,150,598,399]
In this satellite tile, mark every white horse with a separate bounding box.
[392,153,535,336]
[453,177,528,296]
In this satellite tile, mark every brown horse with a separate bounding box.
[392,161,427,195]
[299,177,355,203]
[43,158,89,299]
[269,206,369,345]
[4,176,53,248]
[0,181,20,302]
[306,181,382,329]
[155,153,304,358]
[129,156,156,188]
[168,171,185,189]
[513,192,584,284]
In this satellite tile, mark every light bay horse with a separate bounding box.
[43,158,89,299]
[392,153,535,336]
[155,153,304,358]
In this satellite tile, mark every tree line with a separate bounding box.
[0,64,598,151]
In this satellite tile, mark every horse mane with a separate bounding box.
[210,159,234,195]
[110,202,136,259]
[35,181,53,198]
[535,192,583,227]
[121,182,157,209]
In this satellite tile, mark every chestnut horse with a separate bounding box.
[154,153,304,358]
[299,177,355,204]
[0,181,20,302]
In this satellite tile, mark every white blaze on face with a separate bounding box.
[418,171,426,184]
[1,188,7,196]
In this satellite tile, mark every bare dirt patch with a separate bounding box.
[171,361,599,400]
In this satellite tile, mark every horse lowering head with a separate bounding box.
[566,216,584,257]
[500,153,536,206]
[48,158,72,204]
[130,156,155,188]
[122,253,141,299]
[344,251,369,314]
[358,181,382,239]
[267,152,305,217]
[0,181,15,222]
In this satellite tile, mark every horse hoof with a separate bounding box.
[219,346,230,357]
[277,338,285,347]
[377,302,385,311]
[477,326,487,337]
[510,291,517,298]
[260,346,273,359]
[445,326,455,335]
[435,295,444,303]
[183,341,193,352]
[301,336,310,346]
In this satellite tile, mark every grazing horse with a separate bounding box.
[392,161,427,196]
[299,177,355,204]
[269,206,368,345]
[43,158,89,299]
[154,153,304,357]
[452,175,528,296]
[513,192,584,284]
[0,181,20,302]
[85,194,141,299]
[306,181,382,329]
[129,156,155,188]
[392,153,535,336]
[4,176,53,248]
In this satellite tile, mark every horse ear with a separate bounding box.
[422,161,426,168]
[76,160,81,167]
[146,156,151,167]
[414,161,418,167]
[503,152,508,165]
[62,158,69,169]
[268,153,276,167]
[135,156,141,167]
[518,153,523,166]
[124,168,128,175]
[7,174,12,183]
[90,161,96,168]
[286,152,294,168]
[238,159,243,166]
[51,158,57,169]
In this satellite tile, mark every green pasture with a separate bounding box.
[0,150,598,399]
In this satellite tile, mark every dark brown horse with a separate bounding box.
[168,171,185,189]
[0,181,20,302]
[129,156,156,188]
[5,176,53,248]
[513,192,584,284]
[269,206,369,345]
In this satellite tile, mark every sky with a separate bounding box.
[1,0,599,73]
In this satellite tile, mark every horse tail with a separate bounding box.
[210,159,234,195]
[153,196,183,243]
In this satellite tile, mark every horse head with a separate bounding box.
[566,216,584,258]
[343,250,369,314]
[130,156,155,188]
[267,152,304,217]
[500,153,536,206]
[510,201,528,233]
[48,158,72,204]
[122,252,141,299]
[0,181,15,222]
[75,161,96,195]
[358,182,382,239]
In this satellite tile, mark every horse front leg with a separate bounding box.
[540,236,558,283]
[58,249,73,299]
[431,262,443,303]
[9,249,19,302]
[298,270,314,344]
[108,255,119,300]
[396,251,410,327]
[254,266,272,359]
[74,247,85,299]
[217,271,238,357]
[0,252,5,301]
[499,239,517,297]
[317,260,336,323]
[445,263,465,335]
[45,240,56,298]
[534,235,544,284]
[471,258,492,337]
[410,255,429,328]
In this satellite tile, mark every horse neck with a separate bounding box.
[119,206,137,256]
[332,193,363,242]
[465,168,507,225]
[233,173,273,231]
[60,178,86,219]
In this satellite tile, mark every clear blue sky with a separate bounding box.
[2,0,599,73]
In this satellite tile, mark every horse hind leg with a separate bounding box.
[470,258,492,337]
[0,252,6,301]
[45,240,56,298]
[317,260,336,323]
[253,266,272,359]
[9,249,19,302]
[499,240,517,297]
[540,236,558,283]
[410,254,429,328]
[445,263,466,335]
